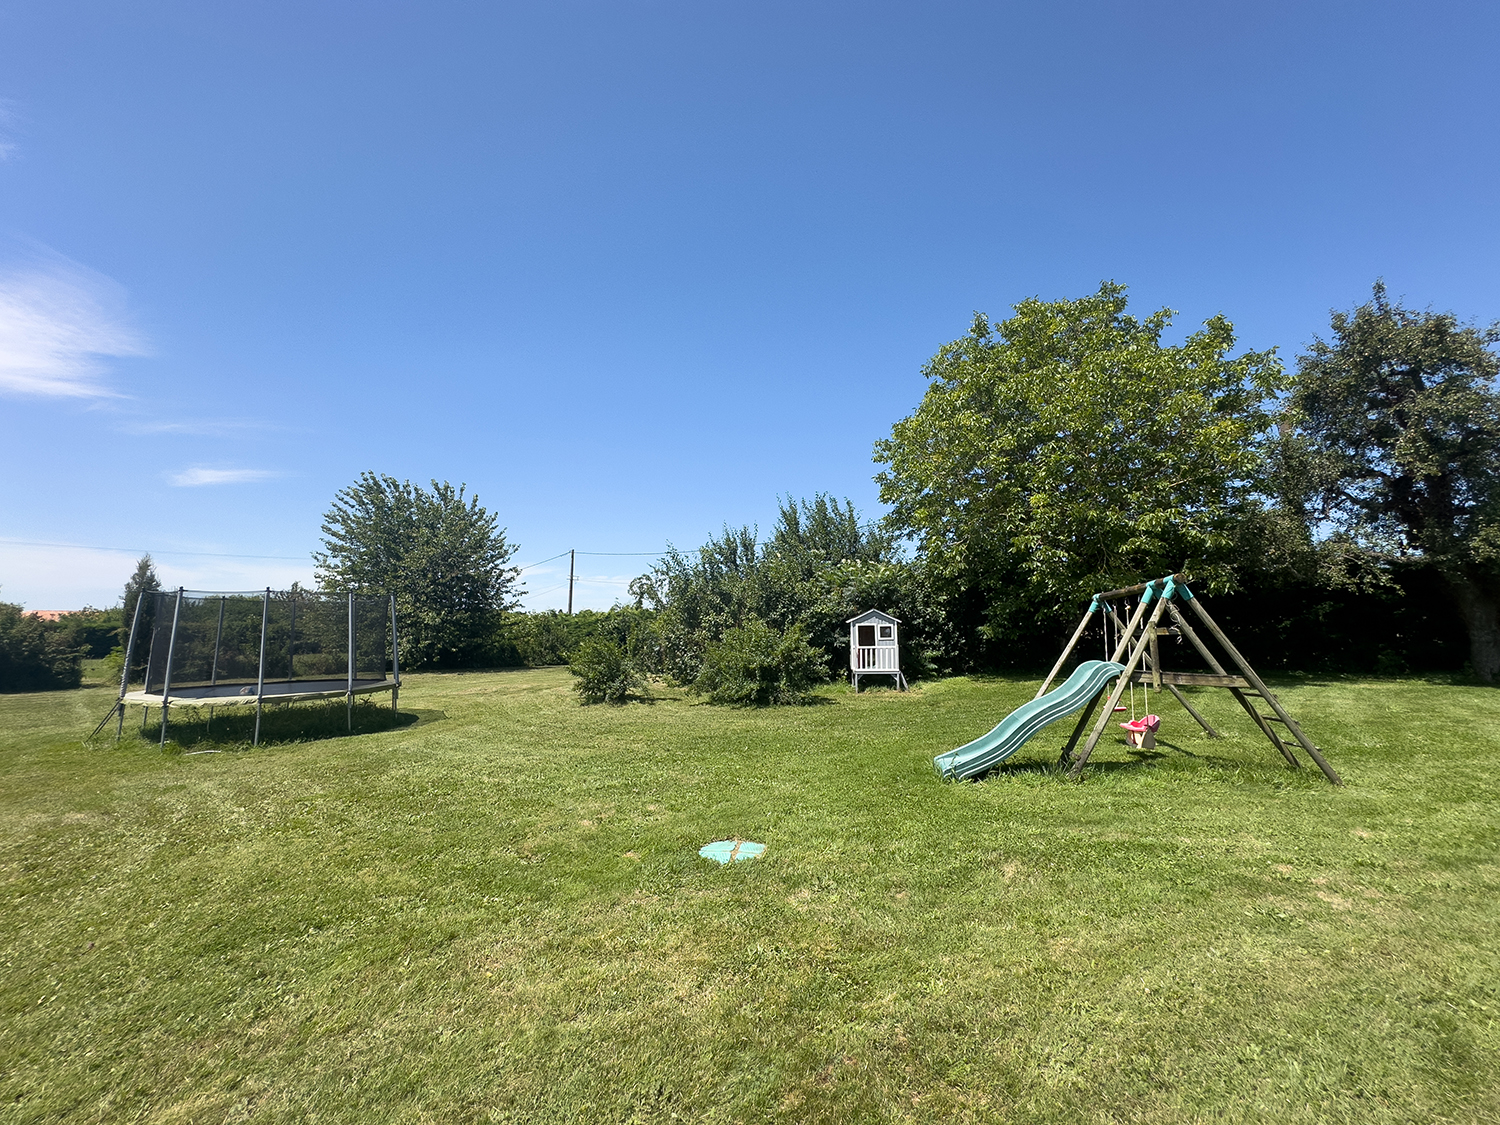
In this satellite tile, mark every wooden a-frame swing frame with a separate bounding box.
[1039,575,1342,784]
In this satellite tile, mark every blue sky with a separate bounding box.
[1,1,1497,611]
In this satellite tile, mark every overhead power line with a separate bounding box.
[514,551,572,571]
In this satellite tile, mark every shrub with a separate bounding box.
[52,607,124,658]
[691,618,827,706]
[0,603,84,692]
[503,607,659,670]
[569,637,644,704]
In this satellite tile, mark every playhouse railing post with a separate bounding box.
[253,588,269,746]
[158,588,184,748]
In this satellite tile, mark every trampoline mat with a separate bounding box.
[124,679,397,706]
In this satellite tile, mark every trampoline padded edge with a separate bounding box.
[123,679,398,707]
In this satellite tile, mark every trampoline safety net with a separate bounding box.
[134,588,393,698]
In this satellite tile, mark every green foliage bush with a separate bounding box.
[500,607,658,670]
[632,494,950,682]
[691,618,826,706]
[0,603,83,692]
[568,637,644,704]
[50,608,123,659]
[505,610,586,666]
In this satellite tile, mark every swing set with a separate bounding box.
[1040,574,1342,784]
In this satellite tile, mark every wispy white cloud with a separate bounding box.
[0,246,148,397]
[120,417,282,437]
[168,467,282,487]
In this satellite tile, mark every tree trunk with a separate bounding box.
[1447,575,1500,684]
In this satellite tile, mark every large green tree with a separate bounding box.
[314,473,521,668]
[1282,283,1500,681]
[874,283,1287,629]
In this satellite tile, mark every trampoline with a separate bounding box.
[111,587,400,745]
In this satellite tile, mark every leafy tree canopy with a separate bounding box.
[874,282,1287,613]
[314,472,521,668]
[633,493,899,642]
[1281,282,1500,680]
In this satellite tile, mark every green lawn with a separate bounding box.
[1,664,1497,1123]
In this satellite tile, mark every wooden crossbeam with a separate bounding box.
[1127,670,1251,689]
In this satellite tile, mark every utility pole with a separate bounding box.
[567,549,575,615]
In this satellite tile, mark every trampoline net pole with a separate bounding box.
[390,594,400,714]
[159,588,184,748]
[116,593,144,742]
[347,591,355,731]
[211,595,226,686]
[254,588,269,746]
[286,595,297,682]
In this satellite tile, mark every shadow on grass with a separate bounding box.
[974,736,1273,781]
[682,693,837,709]
[114,698,424,751]
[577,693,661,707]
[404,665,537,677]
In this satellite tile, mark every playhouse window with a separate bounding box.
[878,625,893,639]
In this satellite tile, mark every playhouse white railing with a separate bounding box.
[854,646,898,671]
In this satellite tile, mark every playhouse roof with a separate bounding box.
[846,609,900,625]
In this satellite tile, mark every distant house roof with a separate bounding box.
[24,610,69,621]
[845,609,900,625]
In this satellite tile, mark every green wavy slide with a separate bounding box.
[934,659,1128,780]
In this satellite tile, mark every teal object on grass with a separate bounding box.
[699,840,767,864]
[934,659,1127,780]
